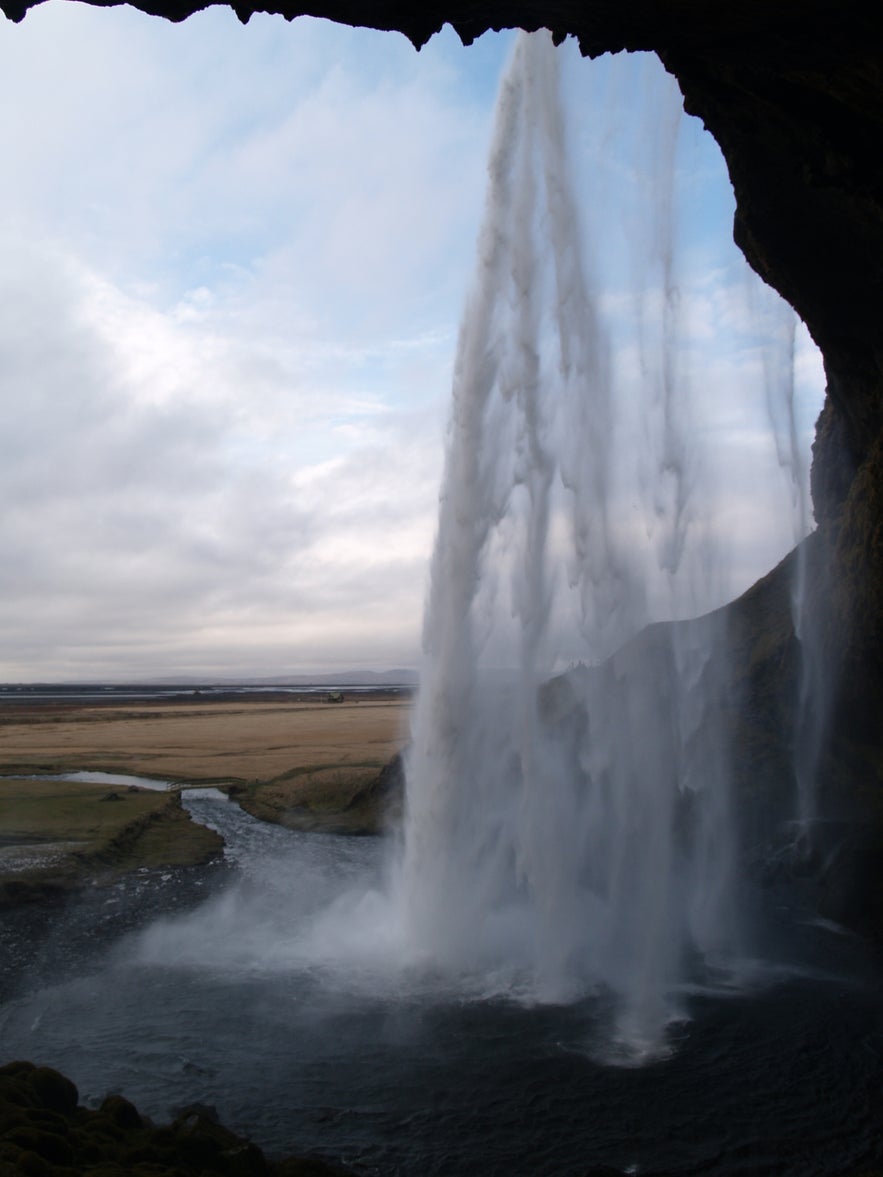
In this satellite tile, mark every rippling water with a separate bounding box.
[2,790,882,1175]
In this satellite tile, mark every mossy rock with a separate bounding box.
[97,1095,142,1132]
[0,1061,355,1176]
[28,1067,79,1117]
[4,1125,73,1165]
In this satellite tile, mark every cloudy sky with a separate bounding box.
[0,4,823,681]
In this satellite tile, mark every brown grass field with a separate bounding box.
[0,695,411,784]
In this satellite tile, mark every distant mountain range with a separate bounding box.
[177,669,420,687]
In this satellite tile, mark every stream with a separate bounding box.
[1,789,882,1176]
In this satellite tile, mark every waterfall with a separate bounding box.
[397,32,745,1059]
[748,278,822,847]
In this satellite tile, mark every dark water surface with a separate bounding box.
[2,792,882,1176]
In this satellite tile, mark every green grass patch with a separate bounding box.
[0,777,224,900]
[231,756,404,836]
[268,759,385,785]
[0,777,169,849]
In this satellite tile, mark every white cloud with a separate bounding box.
[0,5,510,678]
[0,231,443,678]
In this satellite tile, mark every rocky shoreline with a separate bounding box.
[0,763,405,916]
[0,1060,356,1176]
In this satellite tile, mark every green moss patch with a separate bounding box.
[232,754,404,836]
[0,1060,354,1176]
[0,779,223,905]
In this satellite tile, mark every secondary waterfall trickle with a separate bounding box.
[397,32,751,1059]
[746,278,822,847]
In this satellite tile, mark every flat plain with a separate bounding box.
[0,695,410,783]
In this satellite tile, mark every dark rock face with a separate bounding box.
[0,1059,355,1175]
[657,12,883,732]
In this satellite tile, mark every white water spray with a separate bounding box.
[397,32,745,1058]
